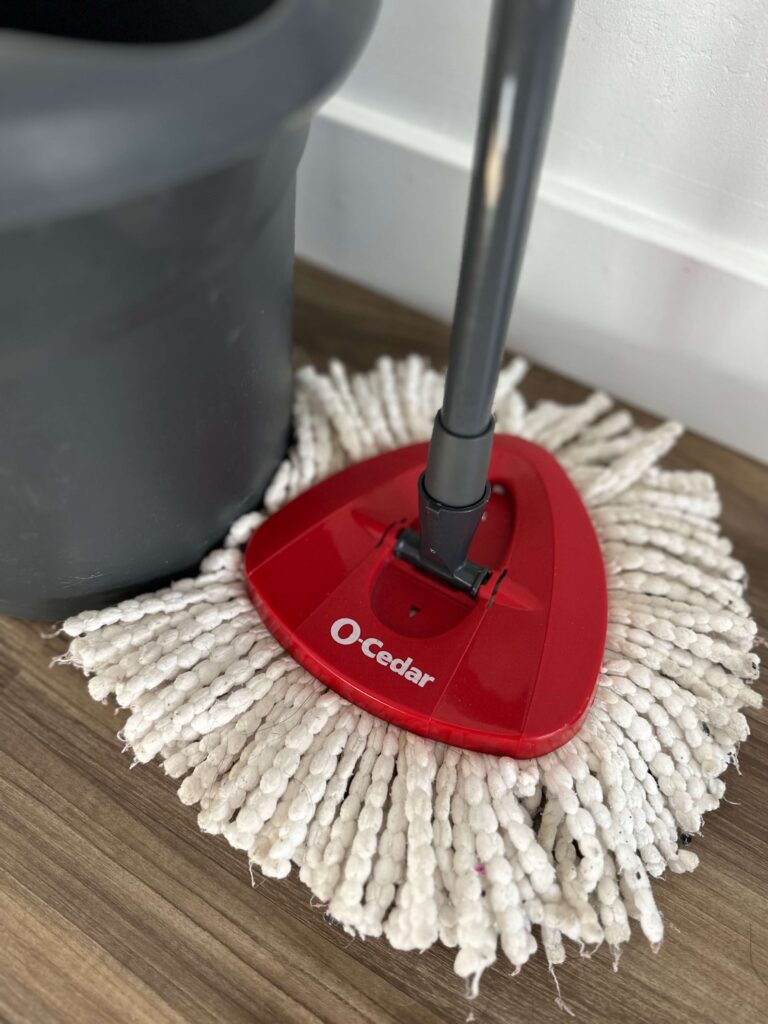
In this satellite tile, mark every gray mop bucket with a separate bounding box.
[0,1,380,620]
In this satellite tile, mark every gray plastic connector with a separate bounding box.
[423,412,495,509]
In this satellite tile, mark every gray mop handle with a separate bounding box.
[425,0,573,509]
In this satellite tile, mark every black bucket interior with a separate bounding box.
[2,1,278,44]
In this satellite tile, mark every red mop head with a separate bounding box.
[244,436,607,758]
[62,357,761,990]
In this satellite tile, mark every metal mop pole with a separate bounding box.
[398,0,573,592]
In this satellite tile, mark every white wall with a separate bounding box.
[296,0,768,461]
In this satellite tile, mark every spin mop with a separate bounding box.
[62,0,760,990]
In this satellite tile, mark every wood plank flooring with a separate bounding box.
[1,263,766,1023]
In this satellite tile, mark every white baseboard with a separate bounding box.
[296,97,768,462]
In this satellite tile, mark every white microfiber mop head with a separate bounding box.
[61,356,761,991]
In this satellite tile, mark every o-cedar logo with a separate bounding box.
[329,617,435,688]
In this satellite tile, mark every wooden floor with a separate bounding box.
[1,263,766,1024]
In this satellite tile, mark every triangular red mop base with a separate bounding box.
[245,436,607,758]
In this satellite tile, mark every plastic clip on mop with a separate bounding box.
[62,0,760,991]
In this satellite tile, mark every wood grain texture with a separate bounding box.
[1,261,766,1024]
